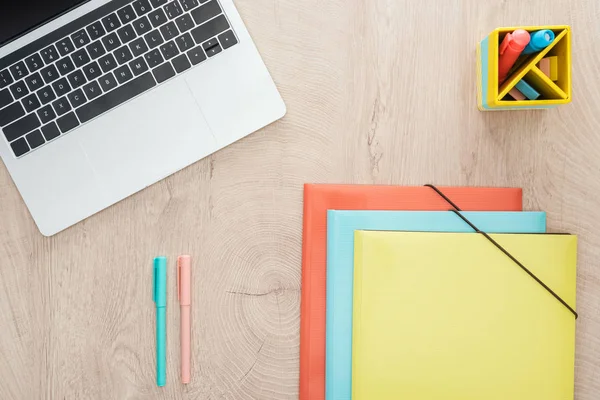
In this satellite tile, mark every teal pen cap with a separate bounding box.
[153,256,167,387]
[153,256,167,307]
[522,30,555,54]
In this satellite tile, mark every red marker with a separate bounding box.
[498,30,530,84]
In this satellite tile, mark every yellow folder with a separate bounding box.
[352,231,577,400]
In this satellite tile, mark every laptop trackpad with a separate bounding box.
[77,79,217,198]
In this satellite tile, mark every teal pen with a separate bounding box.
[153,256,167,387]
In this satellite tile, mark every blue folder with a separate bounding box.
[325,210,547,400]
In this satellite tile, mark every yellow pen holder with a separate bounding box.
[477,25,571,111]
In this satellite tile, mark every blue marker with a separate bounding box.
[522,30,555,54]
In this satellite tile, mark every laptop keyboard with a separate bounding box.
[0,0,238,158]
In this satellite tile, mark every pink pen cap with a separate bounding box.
[178,255,191,305]
[177,255,192,383]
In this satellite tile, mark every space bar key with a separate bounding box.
[76,72,157,123]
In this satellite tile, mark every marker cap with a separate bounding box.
[178,255,192,306]
[153,256,167,307]
[508,29,531,51]
[529,30,555,51]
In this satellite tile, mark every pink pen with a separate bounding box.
[178,255,192,384]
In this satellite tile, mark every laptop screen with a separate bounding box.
[0,0,89,47]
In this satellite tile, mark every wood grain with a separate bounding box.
[1,0,600,398]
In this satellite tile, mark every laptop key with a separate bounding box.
[172,53,191,73]
[114,65,134,84]
[160,21,179,41]
[144,49,164,68]
[40,64,60,84]
[191,15,229,45]
[205,43,221,57]
[145,29,164,49]
[0,103,25,127]
[133,0,152,16]
[129,37,149,57]
[191,0,221,26]
[52,97,72,116]
[37,88,56,109]
[180,0,199,12]
[82,61,102,81]
[0,88,12,108]
[76,72,156,123]
[87,22,106,41]
[40,45,59,64]
[202,38,217,50]
[152,62,176,83]
[150,0,168,7]
[0,69,14,89]
[24,54,44,73]
[25,72,44,92]
[117,24,137,44]
[22,93,41,113]
[26,129,45,149]
[175,33,194,52]
[10,138,30,157]
[102,13,122,32]
[83,81,102,100]
[67,89,87,108]
[175,14,194,33]
[34,91,52,114]
[129,57,149,76]
[71,29,91,48]
[149,8,168,28]
[67,70,87,89]
[52,77,71,97]
[57,37,76,56]
[37,86,57,105]
[102,32,122,52]
[132,16,152,36]
[38,104,57,124]
[99,72,118,92]
[218,30,238,50]
[164,1,183,19]
[160,41,179,60]
[99,53,118,73]
[41,122,61,141]
[10,80,29,100]
[57,112,80,133]
[117,4,137,24]
[186,45,206,65]
[87,41,107,60]
[115,46,134,65]
[72,48,91,68]
[3,113,41,142]
[56,57,76,75]
[10,61,28,81]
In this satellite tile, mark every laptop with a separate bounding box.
[0,0,286,236]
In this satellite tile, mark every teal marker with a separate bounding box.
[153,256,167,387]
[522,30,555,54]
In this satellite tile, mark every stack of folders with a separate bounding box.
[298,184,577,400]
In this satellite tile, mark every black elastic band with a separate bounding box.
[425,184,578,319]
[424,184,463,211]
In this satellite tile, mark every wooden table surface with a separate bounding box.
[2,0,600,399]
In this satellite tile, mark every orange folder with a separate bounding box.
[299,184,523,400]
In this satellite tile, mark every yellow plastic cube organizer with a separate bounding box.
[477,25,571,111]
